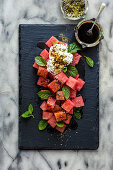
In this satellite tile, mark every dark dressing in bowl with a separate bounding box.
[78,22,100,44]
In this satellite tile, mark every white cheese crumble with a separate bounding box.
[47,44,73,74]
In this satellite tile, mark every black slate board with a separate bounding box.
[19,24,99,150]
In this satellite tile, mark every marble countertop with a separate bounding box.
[0,0,113,169]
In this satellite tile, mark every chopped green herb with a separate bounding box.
[73,107,82,119]
[37,90,54,99]
[62,85,70,100]
[38,120,48,130]
[84,56,94,67]
[21,104,34,118]
[35,56,46,66]
[51,40,58,45]
[62,66,67,73]
[68,42,81,53]
[56,122,64,127]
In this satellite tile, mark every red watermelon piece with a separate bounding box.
[55,72,68,85]
[37,66,48,78]
[70,89,77,98]
[63,114,72,124]
[40,101,48,111]
[71,53,82,65]
[66,76,78,90]
[56,124,66,133]
[40,49,49,61]
[33,62,39,69]
[76,78,85,91]
[42,111,53,120]
[48,72,55,80]
[52,104,62,112]
[61,99,74,112]
[48,116,56,128]
[48,80,61,93]
[72,96,84,107]
[54,110,66,122]
[68,109,73,115]
[47,97,56,110]
[46,36,58,48]
[37,77,49,87]
[56,91,65,101]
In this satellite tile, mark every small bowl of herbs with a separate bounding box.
[61,0,88,20]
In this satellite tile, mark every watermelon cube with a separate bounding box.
[56,91,65,100]
[55,72,68,84]
[40,101,48,111]
[33,62,39,69]
[76,78,85,91]
[47,97,56,110]
[52,104,62,112]
[42,111,53,120]
[40,49,49,61]
[37,66,48,78]
[54,110,66,122]
[48,80,61,93]
[46,36,58,48]
[48,72,55,80]
[68,109,73,115]
[71,53,82,66]
[70,89,77,98]
[61,99,74,112]
[63,114,72,124]
[48,116,56,128]
[56,124,66,133]
[37,77,50,87]
[66,76,78,90]
[72,96,84,107]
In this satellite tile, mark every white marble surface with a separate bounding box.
[0,0,113,169]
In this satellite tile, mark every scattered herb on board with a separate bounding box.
[38,120,48,130]
[35,56,46,66]
[37,90,54,99]
[73,107,83,119]
[84,56,94,67]
[21,104,34,118]
[68,42,81,53]
[62,85,70,100]
[56,122,64,127]
[59,33,68,43]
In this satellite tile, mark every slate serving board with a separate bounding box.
[19,24,99,150]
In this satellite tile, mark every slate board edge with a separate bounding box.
[19,24,99,150]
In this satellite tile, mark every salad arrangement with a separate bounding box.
[21,36,94,133]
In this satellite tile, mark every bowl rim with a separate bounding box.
[75,18,104,47]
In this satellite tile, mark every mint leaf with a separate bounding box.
[62,66,67,73]
[38,120,48,130]
[74,107,83,112]
[28,104,33,114]
[21,111,34,118]
[68,42,81,53]
[21,104,34,118]
[51,40,57,46]
[56,122,64,127]
[62,85,70,100]
[67,65,78,77]
[35,56,46,66]
[37,90,54,99]
[84,56,94,67]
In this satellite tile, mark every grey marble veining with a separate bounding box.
[0,0,113,170]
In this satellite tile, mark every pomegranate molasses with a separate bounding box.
[78,22,100,44]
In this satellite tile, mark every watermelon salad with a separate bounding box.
[32,36,86,133]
